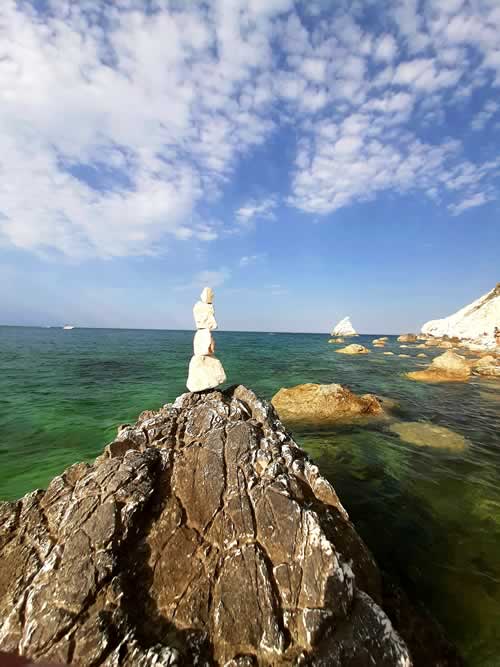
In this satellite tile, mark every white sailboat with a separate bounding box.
[63,325,75,330]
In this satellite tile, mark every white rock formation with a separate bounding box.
[193,301,217,330]
[201,287,214,304]
[187,356,226,392]
[331,316,357,337]
[193,329,214,356]
[421,283,500,350]
[187,287,226,392]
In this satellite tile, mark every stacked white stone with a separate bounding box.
[186,287,227,392]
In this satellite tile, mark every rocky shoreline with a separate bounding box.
[0,386,463,666]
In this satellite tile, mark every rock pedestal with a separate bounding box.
[187,286,226,392]
[0,386,464,666]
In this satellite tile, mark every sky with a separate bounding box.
[0,0,499,334]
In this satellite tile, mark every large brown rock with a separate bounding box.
[271,383,383,424]
[407,350,471,383]
[0,386,461,666]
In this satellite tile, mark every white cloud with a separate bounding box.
[239,253,266,267]
[175,268,231,292]
[374,34,398,62]
[1,0,500,263]
[449,192,492,215]
[236,197,278,224]
[471,100,499,131]
[0,0,285,259]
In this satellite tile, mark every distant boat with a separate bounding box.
[63,325,75,330]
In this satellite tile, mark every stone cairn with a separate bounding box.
[187,286,227,392]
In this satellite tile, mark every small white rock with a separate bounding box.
[200,286,214,304]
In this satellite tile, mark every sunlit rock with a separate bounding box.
[272,383,384,423]
[193,301,217,330]
[336,344,370,355]
[407,350,471,383]
[421,283,500,350]
[331,316,357,337]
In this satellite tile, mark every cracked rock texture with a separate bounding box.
[0,386,462,666]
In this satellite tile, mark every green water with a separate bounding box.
[1,326,499,665]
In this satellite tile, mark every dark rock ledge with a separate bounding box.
[0,386,462,666]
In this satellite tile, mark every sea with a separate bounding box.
[0,326,499,666]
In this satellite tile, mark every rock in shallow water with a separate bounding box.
[407,350,471,383]
[390,421,469,451]
[0,386,462,666]
[336,344,370,355]
[271,383,384,424]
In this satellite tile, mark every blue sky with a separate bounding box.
[0,0,499,333]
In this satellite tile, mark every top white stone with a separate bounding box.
[201,287,214,304]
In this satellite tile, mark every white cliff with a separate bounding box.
[331,316,357,337]
[421,283,500,350]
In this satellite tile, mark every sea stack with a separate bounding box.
[187,287,226,392]
[331,316,358,337]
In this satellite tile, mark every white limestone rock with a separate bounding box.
[187,355,226,392]
[421,283,500,350]
[201,287,214,304]
[193,301,217,330]
[331,316,357,337]
[194,329,214,356]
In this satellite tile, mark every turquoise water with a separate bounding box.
[1,326,499,665]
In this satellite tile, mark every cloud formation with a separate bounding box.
[1,0,499,260]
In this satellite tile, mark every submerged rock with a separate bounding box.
[0,386,462,666]
[328,337,344,343]
[390,421,468,451]
[384,351,395,355]
[336,344,370,355]
[407,350,471,383]
[271,383,383,424]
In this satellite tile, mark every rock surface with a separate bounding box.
[390,422,468,451]
[336,344,370,355]
[271,383,383,424]
[201,287,214,304]
[407,350,471,383]
[0,386,462,667]
[372,338,386,346]
[330,316,357,337]
[469,354,500,378]
[186,354,226,392]
[193,301,218,330]
[193,329,214,356]
[397,334,417,343]
[421,283,500,350]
